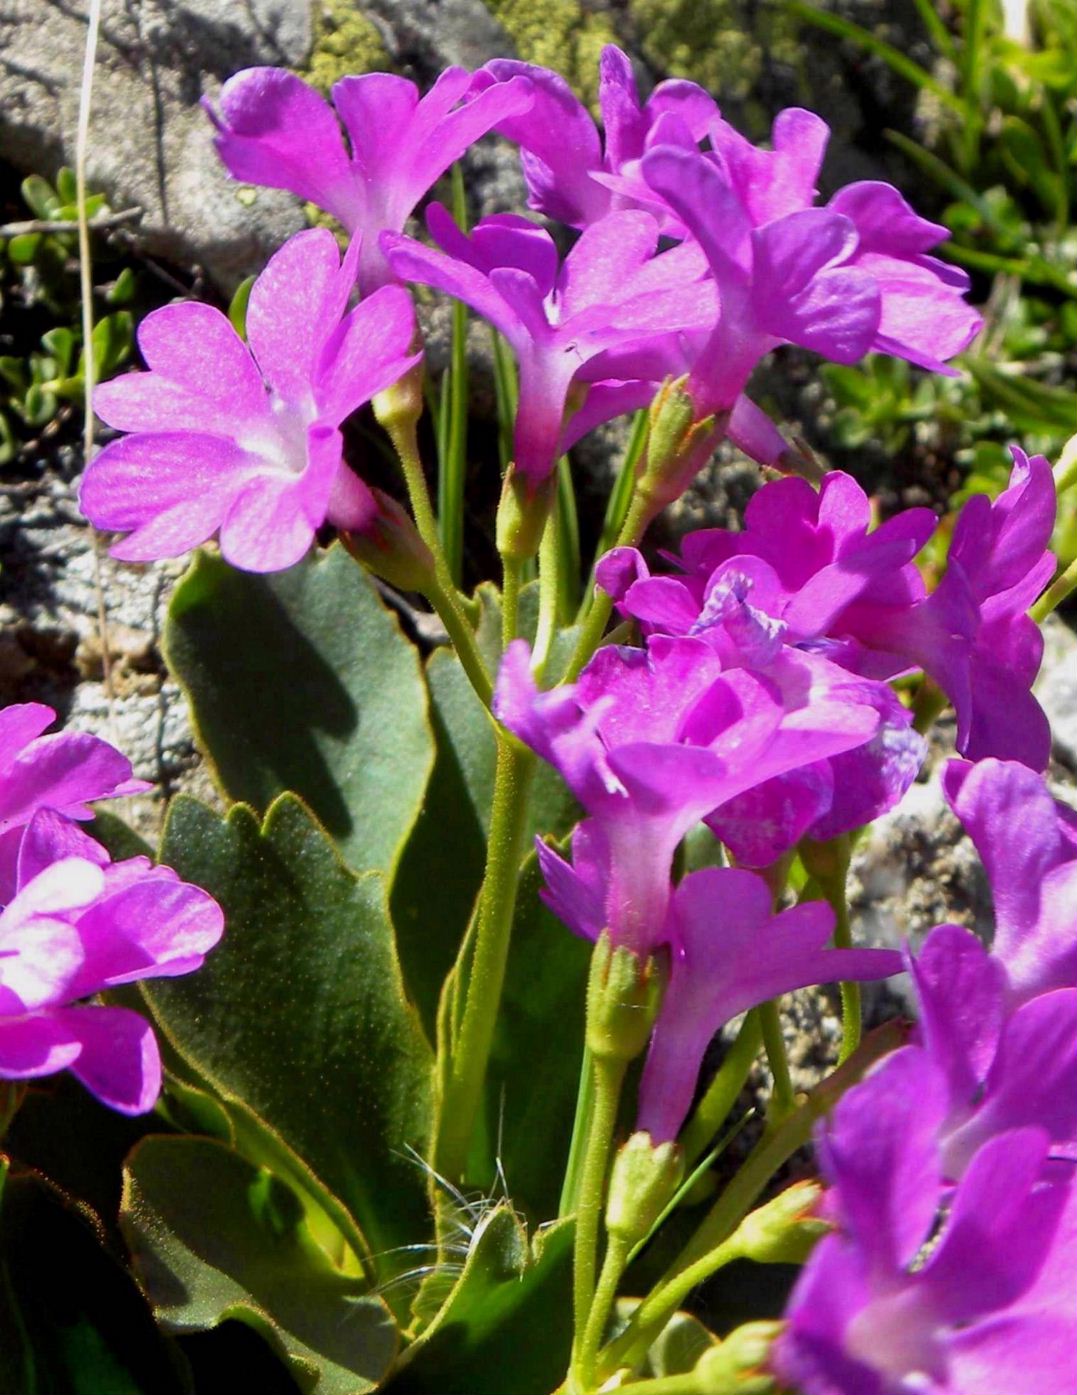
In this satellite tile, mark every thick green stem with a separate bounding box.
[911,675,948,735]
[572,1055,628,1377]
[680,1012,762,1169]
[597,1022,906,1381]
[1031,555,1077,623]
[434,736,536,1182]
[578,1232,631,1387]
[564,489,653,682]
[502,555,523,650]
[532,508,562,679]
[389,416,493,708]
[758,1000,795,1121]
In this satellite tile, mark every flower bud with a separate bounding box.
[606,1132,684,1245]
[694,1322,782,1394]
[732,1181,827,1265]
[586,932,663,1063]
[636,377,724,520]
[496,465,556,562]
[372,360,425,434]
[342,489,437,593]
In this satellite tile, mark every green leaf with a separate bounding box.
[122,1137,397,1395]
[20,174,59,219]
[146,793,434,1269]
[163,545,434,876]
[388,1210,574,1394]
[0,1168,190,1395]
[228,276,255,339]
[963,358,1077,431]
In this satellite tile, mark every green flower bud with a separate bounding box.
[372,360,425,433]
[694,1321,783,1394]
[496,465,556,562]
[732,1181,828,1266]
[606,1132,684,1245]
[636,376,723,520]
[586,932,663,1063]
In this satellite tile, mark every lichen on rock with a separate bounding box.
[486,0,618,106]
[302,0,392,91]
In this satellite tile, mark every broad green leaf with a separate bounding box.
[122,1137,397,1395]
[164,545,434,876]
[388,1210,574,1394]
[146,794,434,1270]
[0,1168,189,1395]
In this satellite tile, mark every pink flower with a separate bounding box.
[0,818,223,1114]
[205,65,533,293]
[81,229,420,572]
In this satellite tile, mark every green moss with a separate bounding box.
[302,0,391,93]
[628,0,762,103]
[487,0,618,107]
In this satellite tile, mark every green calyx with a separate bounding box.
[605,1132,685,1246]
[585,933,663,1063]
[694,1321,783,1394]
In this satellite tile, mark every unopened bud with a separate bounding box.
[637,377,724,520]
[733,1181,827,1265]
[586,932,663,1063]
[606,1132,684,1244]
[695,1322,782,1394]
[373,360,425,435]
[342,489,436,593]
[496,465,556,562]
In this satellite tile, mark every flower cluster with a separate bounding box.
[80,43,980,560]
[495,632,903,1140]
[0,705,223,1113]
[775,758,1076,1394]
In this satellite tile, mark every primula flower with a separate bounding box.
[908,923,1076,1176]
[603,454,1055,770]
[81,229,420,572]
[205,65,533,293]
[775,1047,1076,1395]
[473,45,717,232]
[852,448,1056,768]
[640,140,980,415]
[384,207,712,485]
[635,868,900,1141]
[0,813,223,1114]
[0,703,148,898]
[942,758,1076,1002]
[495,635,881,951]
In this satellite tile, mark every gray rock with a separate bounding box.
[0,0,311,290]
[0,461,218,844]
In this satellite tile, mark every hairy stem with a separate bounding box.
[434,736,536,1182]
[389,416,492,708]
[758,1000,796,1121]
[563,488,653,683]
[571,1055,628,1383]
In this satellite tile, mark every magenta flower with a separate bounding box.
[81,230,420,572]
[942,758,1076,1003]
[0,810,223,1114]
[205,66,533,293]
[851,448,1056,768]
[384,207,713,485]
[909,923,1076,1177]
[605,454,1056,769]
[473,45,717,232]
[775,1047,1075,1395]
[596,474,934,863]
[0,703,148,898]
[640,141,980,414]
[636,868,900,1141]
[495,635,881,951]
